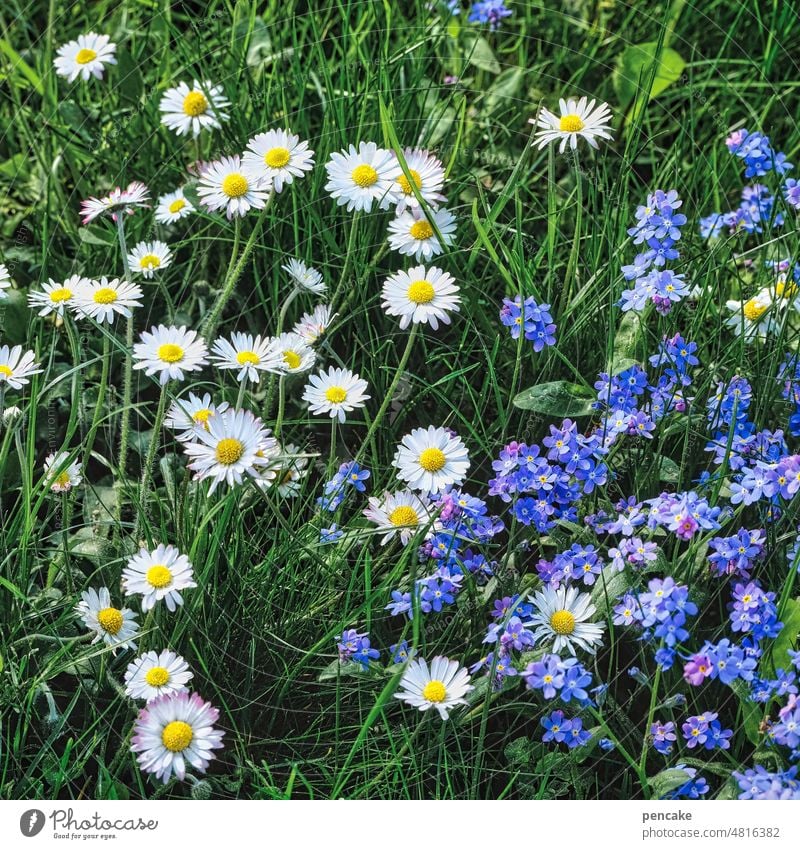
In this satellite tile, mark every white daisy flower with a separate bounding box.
[122,544,198,612]
[381,264,460,330]
[127,240,173,278]
[80,181,150,225]
[124,650,193,703]
[197,155,270,219]
[531,96,613,153]
[302,366,370,423]
[725,291,781,342]
[272,332,316,374]
[265,444,310,496]
[28,275,89,317]
[390,148,447,214]
[0,345,43,390]
[292,304,337,344]
[73,277,143,324]
[0,263,11,298]
[44,451,82,493]
[242,128,315,192]
[363,489,434,546]
[131,691,224,783]
[54,32,116,82]
[132,325,208,385]
[155,188,195,224]
[282,258,326,294]
[324,141,397,212]
[210,332,284,383]
[159,80,230,137]
[392,425,469,494]
[165,392,229,442]
[182,408,277,493]
[75,587,139,653]
[393,656,473,720]
[525,585,606,655]
[387,208,456,260]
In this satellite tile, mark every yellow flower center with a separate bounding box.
[264,146,291,168]
[743,297,768,321]
[0,365,13,377]
[193,408,212,425]
[397,168,422,195]
[409,220,434,241]
[777,279,798,299]
[168,198,186,214]
[422,680,447,702]
[157,343,184,363]
[419,447,446,472]
[325,386,347,404]
[54,471,72,488]
[145,666,170,687]
[97,607,123,635]
[221,173,249,198]
[550,609,576,635]
[351,164,379,187]
[407,280,435,304]
[283,350,301,370]
[389,505,419,527]
[182,91,208,117]
[75,48,97,65]
[559,113,585,132]
[140,253,161,270]
[236,350,260,366]
[216,437,244,465]
[146,565,172,589]
[49,287,72,303]
[93,287,117,304]
[161,720,194,753]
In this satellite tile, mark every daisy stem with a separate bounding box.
[587,705,651,799]
[0,385,5,431]
[235,377,247,409]
[274,375,286,439]
[83,333,111,473]
[564,154,583,303]
[327,417,338,477]
[136,382,169,540]
[276,286,300,336]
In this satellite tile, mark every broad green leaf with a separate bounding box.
[485,67,525,112]
[614,41,685,112]
[650,768,695,798]
[658,456,681,483]
[462,31,500,74]
[765,596,800,678]
[513,381,596,417]
[731,679,762,745]
[0,39,43,95]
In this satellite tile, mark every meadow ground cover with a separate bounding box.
[2,0,800,803]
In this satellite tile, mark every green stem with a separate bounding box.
[274,375,286,439]
[564,154,583,305]
[83,333,111,472]
[588,706,651,799]
[639,661,662,778]
[135,382,169,539]
[276,287,300,337]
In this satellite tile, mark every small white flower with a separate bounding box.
[725,291,781,342]
[127,240,173,278]
[155,188,194,224]
[165,392,229,442]
[76,587,139,653]
[525,585,606,655]
[387,208,456,260]
[122,544,197,612]
[0,263,11,298]
[159,80,229,137]
[363,489,434,546]
[390,148,447,214]
[394,656,473,720]
[531,96,613,153]
[73,277,143,324]
[197,155,270,219]
[210,332,284,383]
[80,181,149,225]
[272,332,316,374]
[302,366,370,423]
[0,345,43,390]
[324,142,397,212]
[282,258,326,294]
[124,650,193,702]
[28,275,89,317]
[131,691,224,783]
[133,325,208,385]
[393,425,469,494]
[44,451,82,493]
[54,32,116,82]
[242,128,315,192]
[292,304,337,344]
[263,444,310,495]
[381,264,460,330]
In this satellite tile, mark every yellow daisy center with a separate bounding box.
[49,287,72,303]
[777,279,798,299]
[162,720,194,753]
[407,280,435,304]
[216,437,244,465]
[397,168,422,195]
[409,220,434,241]
[93,286,117,304]
[168,198,186,214]
[75,48,97,65]
[351,164,379,187]
[54,471,72,488]
[146,565,172,589]
[559,113,585,132]
[145,666,170,687]
[221,173,249,198]
[236,350,260,366]
[743,297,768,321]
[389,505,419,527]
[182,91,208,117]
[193,408,212,425]
[97,607,123,635]
[550,609,576,635]
[140,253,161,270]
[325,386,347,404]
[264,146,291,168]
[0,365,12,378]
[422,680,447,702]
[419,447,446,472]
[157,343,184,364]
[283,350,301,370]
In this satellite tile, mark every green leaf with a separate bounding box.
[765,596,800,678]
[485,67,525,112]
[614,41,685,112]
[513,381,596,418]
[0,39,43,95]
[658,456,681,483]
[650,768,695,799]
[461,31,500,74]
[731,679,762,745]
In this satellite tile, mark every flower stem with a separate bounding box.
[135,382,169,539]
[274,375,286,439]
